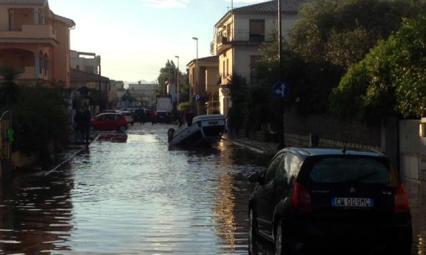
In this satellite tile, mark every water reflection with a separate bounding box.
[0,165,74,254]
[406,182,426,255]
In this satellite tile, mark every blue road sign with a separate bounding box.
[273,82,289,99]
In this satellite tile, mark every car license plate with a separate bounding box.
[332,198,374,208]
[209,121,218,125]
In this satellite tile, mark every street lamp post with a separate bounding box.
[175,55,180,104]
[277,0,286,150]
[192,37,198,107]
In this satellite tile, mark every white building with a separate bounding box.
[70,50,100,75]
[212,0,309,116]
[128,82,159,107]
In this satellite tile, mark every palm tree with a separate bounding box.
[0,65,22,107]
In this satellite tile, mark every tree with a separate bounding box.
[254,41,343,115]
[330,16,426,121]
[178,73,190,103]
[290,0,424,69]
[157,60,177,95]
[11,87,70,165]
[0,65,22,107]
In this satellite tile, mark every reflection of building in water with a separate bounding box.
[213,141,255,253]
[0,167,74,253]
[214,173,237,250]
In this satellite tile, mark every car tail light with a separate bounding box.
[394,185,409,213]
[291,182,312,214]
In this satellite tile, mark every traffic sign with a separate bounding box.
[273,81,289,99]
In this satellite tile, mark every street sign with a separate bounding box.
[273,81,289,99]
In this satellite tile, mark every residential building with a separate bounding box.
[108,80,125,108]
[70,50,100,75]
[128,82,158,107]
[212,0,308,116]
[0,0,75,87]
[187,56,219,113]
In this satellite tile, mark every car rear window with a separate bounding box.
[308,157,394,185]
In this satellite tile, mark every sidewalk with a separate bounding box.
[223,134,278,156]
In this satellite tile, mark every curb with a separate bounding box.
[222,136,271,155]
[43,135,100,177]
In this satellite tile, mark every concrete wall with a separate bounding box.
[234,46,262,84]
[235,13,298,42]
[283,111,382,148]
[400,119,426,182]
[52,20,71,86]
[219,48,234,85]
[205,66,218,95]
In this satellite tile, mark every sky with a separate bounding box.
[48,0,266,83]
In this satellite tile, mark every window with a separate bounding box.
[309,157,391,185]
[274,155,288,185]
[249,20,265,42]
[264,154,284,183]
[226,23,232,41]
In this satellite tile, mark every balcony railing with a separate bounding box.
[0,25,56,43]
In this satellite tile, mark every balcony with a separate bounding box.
[214,30,270,54]
[0,25,57,46]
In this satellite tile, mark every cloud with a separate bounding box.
[141,0,189,8]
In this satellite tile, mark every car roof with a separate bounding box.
[96,113,120,116]
[280,147,385,159]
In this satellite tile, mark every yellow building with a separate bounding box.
[212,0,308,116]
[187,56,219,114]
[0,0,75,87]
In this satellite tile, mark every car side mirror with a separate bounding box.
[248,172,264,184]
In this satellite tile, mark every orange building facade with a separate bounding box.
[0,0,75,87]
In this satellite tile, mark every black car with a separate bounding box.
[156,111,172,123]
[248,148,412,255]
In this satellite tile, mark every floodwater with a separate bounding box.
[0,125,266,254]
[0,124,425,254]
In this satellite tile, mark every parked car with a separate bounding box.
[248,148,412,255]
[91,113,128,132]
[156,111,172,123]
[120,111,134,125]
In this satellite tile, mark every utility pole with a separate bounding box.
[175,56,180,104]
[277,0,286,150]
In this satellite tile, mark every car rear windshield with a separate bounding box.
[307,156,395,185]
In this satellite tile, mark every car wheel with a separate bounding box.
[249,208,258,255]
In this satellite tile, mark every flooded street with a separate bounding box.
[0,124,425,254]
[0,125,266,254]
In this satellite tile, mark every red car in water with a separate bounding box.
[91,113,128,132]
